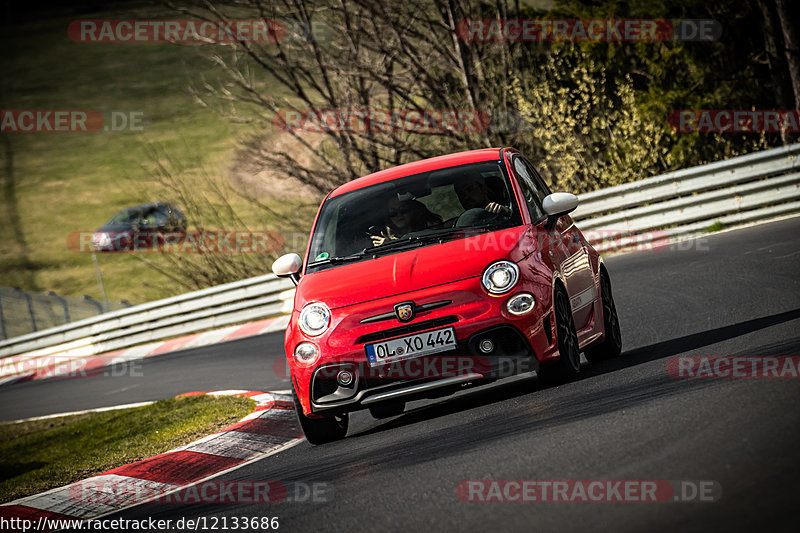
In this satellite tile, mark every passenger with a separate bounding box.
[371,197,442,246]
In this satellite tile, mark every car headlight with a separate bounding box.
[299,302,331,336]
[482,260,520,294]
[94,232,111,248]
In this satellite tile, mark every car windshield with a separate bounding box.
[306,160,522,273]
[107,208,142,226]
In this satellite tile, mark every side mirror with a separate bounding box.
[272,253,303,285]
[543,192,579,216]
[542,192,579,230]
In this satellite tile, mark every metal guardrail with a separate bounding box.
[1,143,799,369]
[0,288,132,340]
[0,274,295,364]
[572,143,800,251]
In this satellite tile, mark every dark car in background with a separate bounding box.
[93,202,186,252]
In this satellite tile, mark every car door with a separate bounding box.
[509,153,564,276]
[514,156,595,330]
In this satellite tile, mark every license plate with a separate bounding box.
[365,327,457,367]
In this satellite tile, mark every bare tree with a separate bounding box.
[757,0,794,144]
[130,144,309,291]
[165,0,518,194]
[774,0,800,109]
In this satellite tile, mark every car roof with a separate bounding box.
[120,202,174,212]
[329,148,505,198]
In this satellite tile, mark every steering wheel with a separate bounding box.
[454,208,495,228]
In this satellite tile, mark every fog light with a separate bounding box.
[337,370,354,387]
[478,338,495,354]
[294,342,319,366]
[507,293,535,316]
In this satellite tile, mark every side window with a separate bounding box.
[129,209,144,227]
[525,159,553,200]
[512,156,545,221]
[156,205,176,227]
[150,211,169,227]
[140,208,160,227]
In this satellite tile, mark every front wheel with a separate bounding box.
[292,385,348,445]
[585,270,622,363]
[538,286,582,384]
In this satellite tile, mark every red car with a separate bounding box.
[273,148,622,444]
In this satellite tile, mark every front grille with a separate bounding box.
[360,299,452,324]
[357,315,458,344]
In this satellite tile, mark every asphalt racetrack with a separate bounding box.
[2,216,799,531]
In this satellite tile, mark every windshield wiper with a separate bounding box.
[365,221,513,256]
[366,237,423,254]
[368,227,481,254]
[461,221,509,233]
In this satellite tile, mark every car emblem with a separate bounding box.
[394,302,415,323]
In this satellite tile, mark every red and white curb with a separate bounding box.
[0,315,290,387]
[0,390,303,530]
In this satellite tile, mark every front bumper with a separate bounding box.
[308,323,540,414]
[288,276,556,415]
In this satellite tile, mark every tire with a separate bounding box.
[368,401,406,419]
[292,385,348,445]
[539,286,582,384]
[585,270,623,363]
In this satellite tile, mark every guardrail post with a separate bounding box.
[14,287,37,332]
[0,294,6,340]
[83,295,104,315]
[48,291,70,324]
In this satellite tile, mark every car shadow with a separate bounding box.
[582,307,800,380]
[350,307,800,441]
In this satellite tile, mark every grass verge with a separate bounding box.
[0,394,254,503]
[0,4,306,304]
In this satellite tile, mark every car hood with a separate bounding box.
[295,225,535,310]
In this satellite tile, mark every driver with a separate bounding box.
[454,176,511,215]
